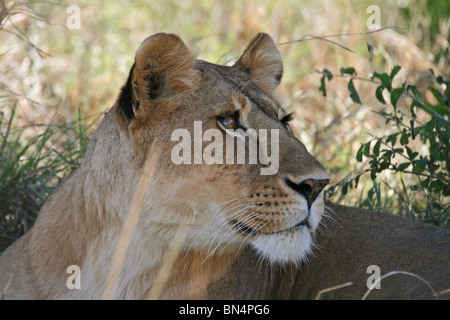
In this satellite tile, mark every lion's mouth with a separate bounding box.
[234,219,309,236]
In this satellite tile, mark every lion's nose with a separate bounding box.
[285,178,329,208]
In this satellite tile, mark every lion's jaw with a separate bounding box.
[248,190,325,265]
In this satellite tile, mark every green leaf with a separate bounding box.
[318,69,333,97]
[348,79,362,104]
[385,133,398,146]
[410,120,416,138]
[363,142,371,157]
[379,160,390,170]
[412,166,425,174]
[375,85,386,104]
[325,185,336,198]
[319,77,327,97]
[390,66,401,80]
[381,150,393,161]
[356,144,364,162]
[407,85,422,99]
[340,67,357,76]
[354,175,360,188]
[429,87,445,106]
[444,185,450,197]
[380,74,392,92]
[420,177,430,188]
[341,182,348,195]
[413,157,427,169]
[373,139,381,157]
[322,68,333,80]
[390,88,404,108]
[435,75,446,85]
[400,132,410,145]
[397,162,411,171]
[370,169,377,180]
[406,146,418,160]
[432,202,443,210]
[412,125,425,140]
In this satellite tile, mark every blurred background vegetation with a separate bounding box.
[0,0,449,252]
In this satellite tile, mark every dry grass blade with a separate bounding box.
[314,282,354,300]
[361,270,439,300]
[145,223,192,300]
[100,141,162,299]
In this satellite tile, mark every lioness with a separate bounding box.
[0,33,448,300]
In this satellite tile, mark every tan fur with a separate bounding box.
[0,33,448,300]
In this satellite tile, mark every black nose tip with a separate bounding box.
[285,178,329,208]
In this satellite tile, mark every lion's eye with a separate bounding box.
[219,115,238,130]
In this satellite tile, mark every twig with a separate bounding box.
[277,26,405,53]
[315,26,406,39]
[279,33,355,54]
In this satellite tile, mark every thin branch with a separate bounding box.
[279,34,355,53]
[314,26,407,39]
[14,2,46,21]
[277,26,405,53]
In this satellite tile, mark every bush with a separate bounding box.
[0,107,94,252]
[322,66,449,227]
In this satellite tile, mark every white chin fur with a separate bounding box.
[250,226,312,266]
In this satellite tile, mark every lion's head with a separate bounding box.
[111,32,329,266]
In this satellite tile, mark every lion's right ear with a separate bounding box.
[233,33,283,95]
[116,33,198,127]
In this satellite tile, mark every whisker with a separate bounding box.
[205,204,258,256]
[207,204,269,260]
[238,205,273,251]
[184,197,251,254]
[201,203,264,262]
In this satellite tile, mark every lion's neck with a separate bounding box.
[76,222,240,299]
[149,250,238,299]
[64,227,238,299]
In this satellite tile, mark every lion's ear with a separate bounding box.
[117,33,198,124]
[234,33,283,94]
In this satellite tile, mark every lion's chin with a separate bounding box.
[250,225,313,266]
